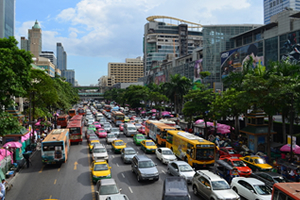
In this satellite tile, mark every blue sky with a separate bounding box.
[15,0,263,86]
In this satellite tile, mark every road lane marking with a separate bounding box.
[116,163,119,167]
[121,173,125,178]
[161,170,166,174]
[54,179,57,184]
[49,195,52,198]
[74,161,78,170]
[39,165,45,173]
[128,186,133,193]
[87,143,96,200]
[112,155,114,158]
[58,168,60,172]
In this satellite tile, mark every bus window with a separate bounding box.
[167,134,173,144]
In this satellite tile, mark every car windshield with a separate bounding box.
[179,164,193,172]
[99,185,119,195]
[196,149,214,160]
[128,127,136,130]
[107,134,115,138]
[227,149,237,154]
[211,181,230,190]
[146,142,155,146]
[162,150,173,155]
[136,135,145,139]
[138,161,154,168]
[94,122,100,125]
[94,148,106,153]
[125,150,136,155]
[254,158,266,164]
[91,142,99,146]
[232,160,246,167]
[94,164,108,171]
[135,124,142,126]
[253,185,272,195]
[273,176,286,183]
[98,130,105,133]
[115,142,124,146]
[104,125,110,128]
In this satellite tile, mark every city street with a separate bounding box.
[6,125,199,200]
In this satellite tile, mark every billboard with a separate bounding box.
[220,42,264,78]
[194,59,203,83]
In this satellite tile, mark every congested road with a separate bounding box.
[6,115,199,200]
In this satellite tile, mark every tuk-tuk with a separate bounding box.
[277,158,300,182]
[211,160,239,184]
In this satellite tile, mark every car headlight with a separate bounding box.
[106,174,111,177]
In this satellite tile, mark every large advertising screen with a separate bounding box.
[220,42,264,79]
[194,59,203,83]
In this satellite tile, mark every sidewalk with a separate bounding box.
[6,148,39,192]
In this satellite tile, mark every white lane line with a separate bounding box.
[116,163,119,167]
[121,173,125,178]
[111,155,114,158]
[128,186,133,193]
[161,170,166,174]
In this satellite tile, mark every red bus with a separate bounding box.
[67,115,83,144]
[77,107,85,116]
[104,105,111,112]
[272,182,300,200]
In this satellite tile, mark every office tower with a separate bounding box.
[63,69,75,86]
[0,0,15,38]
[56,43,67,71]
[20,36,29,51]
[27,20,42,58]
[40,51,57,67]
[264,0,300,24]
[34,57,56,77]
[143,16,202,76]
[108,57,144,83]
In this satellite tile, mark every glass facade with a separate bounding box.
[63,70,75,86]
[264,0,298,24]
[0,0,15,38]
[203,25,259,85]
[265,36,278,64]
[57,43,67,71]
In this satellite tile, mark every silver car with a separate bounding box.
[192,170,240,200]
[96,178,122,200]
[121,147,137,164]
[92,144,109,162]
[110,127,120,138]
[106,133,117,144]
[103,124,112,133]
[167,161,195,183]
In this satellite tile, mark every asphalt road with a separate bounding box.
[6,120,200,200]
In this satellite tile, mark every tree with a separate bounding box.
[183,83,215,138]
[0,37,32,136]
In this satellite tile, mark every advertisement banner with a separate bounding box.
[220,43,264,78]
[194,59,203,83]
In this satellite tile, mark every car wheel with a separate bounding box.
[233,187,238,194]
[137,174,141,182]
[193,186,198,195]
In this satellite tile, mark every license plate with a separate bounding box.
[149,178,153,180]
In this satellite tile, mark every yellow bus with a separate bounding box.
[166,130,216,169]
[41,129,70,165]
[111,111,125,125]
[149,122,177,146]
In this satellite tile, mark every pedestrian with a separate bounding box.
[0,179,7,200]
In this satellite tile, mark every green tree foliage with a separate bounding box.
[0,37,32,135]
[0,37,32,107]
[123,85,149,108]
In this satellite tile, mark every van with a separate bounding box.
[96,113,103,121]
[57,115,69,128]
[123,123,137,137]
[162,177,191,200]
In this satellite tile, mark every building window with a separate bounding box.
[270,2,272,8]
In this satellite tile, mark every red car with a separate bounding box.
[219,147,242,158]
[119,123,124,131]
[220,157,252,177]
[138,126,145,134]
[96,129,107,138]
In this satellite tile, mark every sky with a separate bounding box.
[15,0,264,86]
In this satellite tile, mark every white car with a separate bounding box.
[92,144,109,162]
[231,177,272,200]
[155,147,177,164]
[167,161,195,183]
[96,179,122,200]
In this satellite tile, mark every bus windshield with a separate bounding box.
[69,127,80,134]
[115,115,124,120]
[196,149,214,160]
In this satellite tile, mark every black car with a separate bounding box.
[250,171,288,189]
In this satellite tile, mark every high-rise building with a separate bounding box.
[63,69,75,86]
[0,0,15,38]
[264,0,300,24]
[20,37,29,51]
[143,16,203,75]
[28,20,42,58]
[108,57,144,83]
[33,57,56,77]
[40,51,57,67]
[56,43,67,71]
